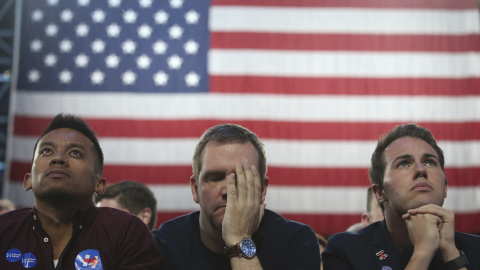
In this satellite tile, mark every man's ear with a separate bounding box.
[372,184,386,204]
[137,207,152,226]
[261,176,269,204]
[361,212,371,226]
[24,173,32,191]
[190,175,199,204]
[95,176,107,195]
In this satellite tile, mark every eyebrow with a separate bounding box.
[38,141,87,151]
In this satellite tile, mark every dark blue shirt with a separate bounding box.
[153,209,320,269]
[323,220,480,270]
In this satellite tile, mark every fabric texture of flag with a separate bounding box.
[5,0,480,236]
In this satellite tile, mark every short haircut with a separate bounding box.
[369,123,445,189]
[95,181,157,230]
[33,114,104,175]
[192,124,267,186]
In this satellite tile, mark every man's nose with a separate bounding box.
[414,162,428,179]
[49,152,67,166]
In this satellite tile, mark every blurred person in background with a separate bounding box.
[0,199,15,215]
[96,180,158,230]
[346,186,384,232]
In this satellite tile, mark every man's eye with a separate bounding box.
[70,150,81,156]
[397,161,409,168]
[41,148,52,154]
[424,160,437,166]
[205,175,226,182]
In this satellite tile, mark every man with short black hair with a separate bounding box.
[153,123,320,269]
[323,123,480,270]
[0,114,162,269]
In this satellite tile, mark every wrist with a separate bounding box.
[411,247,437,263]
[443,250,469,270]
[224,235,248,247]
[441,246,461,262]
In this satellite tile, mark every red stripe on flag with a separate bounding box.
[212,0,478,9]
[211,33,480,52]
[9,161,480,187]
[13,116,480,140]
[210,76,480,96]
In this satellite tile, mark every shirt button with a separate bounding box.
[33,215,37,220]
[44,238,49,242]
[79,225,83,229]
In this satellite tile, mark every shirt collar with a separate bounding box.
[30,203,98,228]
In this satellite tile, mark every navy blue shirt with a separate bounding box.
[153,209,320,269]
[323,220,480,270]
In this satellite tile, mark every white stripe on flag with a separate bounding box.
[210,7,480,34]
[14,92,480,122]
[209,50,480,78]
[12,136,480,168]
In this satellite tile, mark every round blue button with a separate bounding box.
[5,248,22,262]
[21,253,37,268]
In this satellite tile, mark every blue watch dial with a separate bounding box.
[239,237,256,258]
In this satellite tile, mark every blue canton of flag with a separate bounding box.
[18,0,209,93]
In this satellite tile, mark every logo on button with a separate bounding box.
[5,248,22,262]
[21,253,37,268]
[75,249,103,269]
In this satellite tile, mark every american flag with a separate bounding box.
[5,0,480,236]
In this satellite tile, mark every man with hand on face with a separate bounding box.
[153,123,320,269]
[0,114,162,269]
[323,123,480,270]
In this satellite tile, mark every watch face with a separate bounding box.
[239,238,256,258]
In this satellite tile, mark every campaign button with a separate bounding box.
[21,253,37,268]
[75,249,103,270]
[5,248,22,262]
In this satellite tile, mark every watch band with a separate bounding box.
[443,250,469,270]
[224,243,242,258]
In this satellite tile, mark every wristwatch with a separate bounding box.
[224,237,256,259]
[443,250,469,270]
